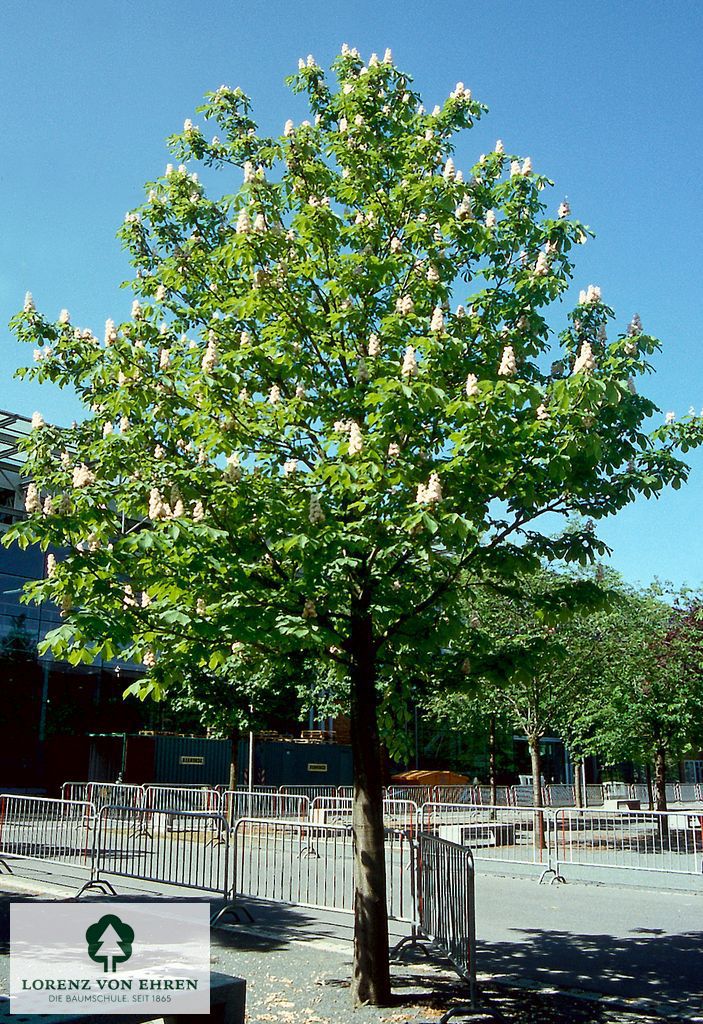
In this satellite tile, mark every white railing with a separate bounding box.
[420,803,550,870]
[142,785,220,815]
[232,818,416,922]
[221,790,309,823]
[0,795,95,873]
[553,807,703,877]
[4,792,703,904]
[91,804,230,895]
[277,784,339,801]
[59,776,703,827]
[310,796,418,836]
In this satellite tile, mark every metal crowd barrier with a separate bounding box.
[142,785,220,814]
[386,785,434,805]
[0,795,95,874]
[90,805,230,897]
[277,784,339,801]
[417,833,476,1021]
[85,783,144,817]
[61,778,703,820]
[232,818,416,922]
[585,784,605,806]
[61,781,92,803]
[473,785,514,806]
[309,796,418,836]
[421,803,550,872]
[221,789,309,823]
[148,782,217,789]
[544,784,575,807]
[553,807,703,879]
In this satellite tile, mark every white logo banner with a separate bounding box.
[10,902,210,1014]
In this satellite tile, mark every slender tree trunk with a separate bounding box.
[574,758,583,808]
[529,735,543,809]
[654,747,668,812]
[653,747,669,850]
[488,713,497,807]
[528,734,546,851]
[228,730,237,791]
[645,762,654,810]
[349,601,391,1007]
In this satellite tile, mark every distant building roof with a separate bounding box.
[0,408,31,473]
[391,769,470,786]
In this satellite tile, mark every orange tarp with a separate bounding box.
[390,769,469,786]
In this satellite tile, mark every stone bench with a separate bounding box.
[0,971,245,1023]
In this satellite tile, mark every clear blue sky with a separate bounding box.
[1,0,701,588]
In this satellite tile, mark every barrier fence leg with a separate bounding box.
[390,839,431,960]
[538,812,564,885]
[76,878,118,898]
[76,810,118,898]
[211,822,253,927]
[390,924,431,960]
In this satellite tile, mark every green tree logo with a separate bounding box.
[85,914,134,973]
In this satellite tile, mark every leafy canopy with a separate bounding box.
[6,47,699,701]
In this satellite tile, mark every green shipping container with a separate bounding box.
[237,739,352,788]
[88,733,232,786]
[154,735,231,786]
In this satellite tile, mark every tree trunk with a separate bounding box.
[529,735,543,809]
[349,602,391,1007]
[528,734,546,851]
[654,747,668,812]
[228,731,237,791]
[488,714,497,807]
[653,748,669,850]
[574,758,583,808]
[645,762,654,810]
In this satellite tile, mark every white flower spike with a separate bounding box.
[465,374,479,398]
[401,345,418,378]
[498,345,517,377]
[368,333,381,357]
[573,342,596,374]
[430,306,445,333]
[24,483,41,514]
[309,494,325,525]
[348,422,363,456]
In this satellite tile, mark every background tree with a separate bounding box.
[433,568,606,819]
[574,584,703,811]
[166,651,341,775]
[426,678,514,804]
[6,48,701,1004]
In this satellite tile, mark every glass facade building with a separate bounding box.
[0,410,152,791]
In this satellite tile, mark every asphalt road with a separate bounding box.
[0,858,701,1020]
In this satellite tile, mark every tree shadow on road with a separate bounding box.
[475,925,703,1010]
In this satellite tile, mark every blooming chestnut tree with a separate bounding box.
[8,46,701,1005]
